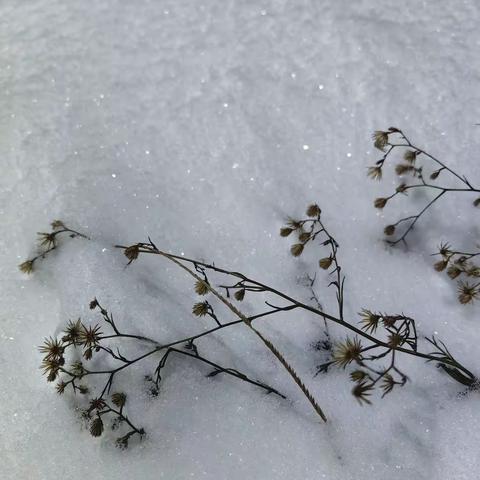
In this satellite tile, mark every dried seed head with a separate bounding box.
[434,260,448,272]
[388,333,404,348]
[395,164,414,176]
[234,289,246,301]
[192,301,209,317]
[380,374,396,396]
[298,231,311,243]
[467,266,480,277]
[56,381,67,395]
[384,225,395,236]
[403,150,417,164]
[319,256,333,270]
[79,324,103,348]
[367,166,383,181]
[124,245,140,263]
[350,370,368,383]
[89,398,106,412]
[290,244,304,257]
[37,232,57,249]
[447,265,462,280]
[19,260,34,274]
[89,298,98,310]
[90,417,104,437]
[374,197,388,209]
[62,318,83,344]
[332,337,363,368]
[280,227,294,237]
[457,282,478,304]
[111,392,127,408]
[352,381,373,405]
[306,204,321,217]
[39,337,65,361]
[41,358,62,379]
[372,131,389,151]
[71,361,86,377]
[359,309,381,333]
[194,280,209,296]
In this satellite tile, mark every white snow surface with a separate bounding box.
[1,1,480,479]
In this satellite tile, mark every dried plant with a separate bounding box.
[19,220,89,274]
[367,127,480,246]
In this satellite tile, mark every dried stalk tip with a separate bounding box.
[194,280,209,296]
[192,301,209,317]
[396,183,407,193]
[234,289,246,301]
[434,260,448,272]
[124,245,140,263]
[111,392,127,408]
[374,197,388,209]
[384,225,395,236]
[372,131,389,151]
[403,150,417,164]
[367,166,382,181]
[290,243,304,257]
[19,260,34,274]
[90,417,104,437]
[319,256,332,270]
[306,204,321,217]
[280,227,294,237]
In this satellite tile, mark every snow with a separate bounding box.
[1,1,480,479]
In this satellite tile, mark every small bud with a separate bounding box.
[124,245,140,264]
[290,244,304,257]
[319,256,333,270]
[434,260,448,272]
[374,197,388,209]
[306,204,321,217]
[194,280,209,296]
[90,417,104,437]
[192,301,209,317]
[473,198,480,207]
[83,348,93,360]
[111,392,127,408]
[89,299,98,310]
[280,227,294,237]
[234,289,245,301]
[384,225,395,236]
[430,169,441,180]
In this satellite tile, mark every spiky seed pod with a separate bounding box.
[457,282,478,304]
[352,381,373,405]
[19,260,34,274]
[384,225,395,236]
[51,220,65,230]
[403,150,417,164]
[194,280,209,296]
[332,337,363,368]
[374,197,388,209]
[396,183,407,193]
[290,244,304,257]
[124,245,140,263]
[367,166,382,181]
[447,265,462,280]
[306,204,321,217]
[192,301,209,317]
[358,309,381,333]
[90,417,104,437]
[350,370,368,383]
[319,256,333,270]
[234,289,245,301]
[111,392,127,408]
[473,197,480,207]
[280,227,294,237]
[298,231,311,243]
[62,318,83,344]
[430,169,441,180]
[434,260,448,272]
[372,131,389,151]
[39,337,65,361]
[79,324,103,349]
[395,164,415,176]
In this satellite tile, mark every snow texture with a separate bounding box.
[1,1,480,479]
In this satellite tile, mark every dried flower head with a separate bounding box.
[234,289,246,301]
[38,232,56,249]
[306,204,321,217]
[194,280,209,296]
[19,260,34,274]
[192,301,209,317]
[359,309,381,334]
[350,370,368,383]
[372,131,389,151]
[41,358,62,380]
[384,225,395,236]
[56,381,67,395]
[89,398,106,412]
[403,150,417,164]
[438,243,452,257]
[434,260,448,272]
[90,417,104,437]
[380,374,395,396]
[79,324,103,349]
[374,197,388,209]
[51,220,65,230]
[298,231,311,243]
[457,282,479,304]
[111,392,127,408]
[39,337,65,361]
[62,318,83,344]
[71,361,86,377]
[124,245,140,264]
[319,256,333,270]
[395,164,415,176]
[332,337,363,368]
[280,227,294,237]
[290,243,304,257]
[447,265,462,280]
[367,166,382,181]
[352,381,373,405]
